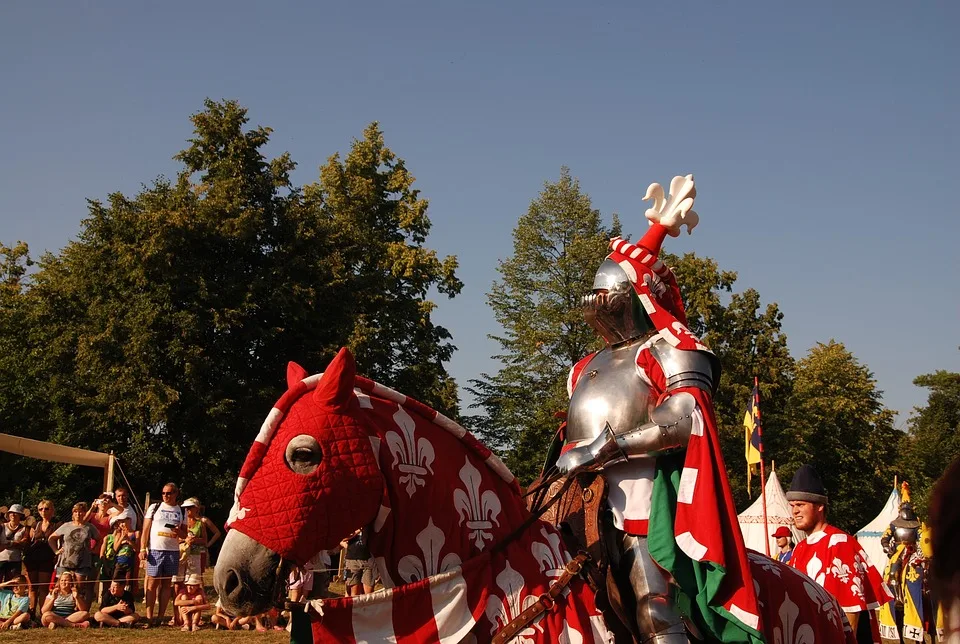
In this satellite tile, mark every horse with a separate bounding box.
[216,348,856,643]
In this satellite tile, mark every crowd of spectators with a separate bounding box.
[0,482,374,631]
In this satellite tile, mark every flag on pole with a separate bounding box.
[743,383,763,496]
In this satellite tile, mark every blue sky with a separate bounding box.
[1,2,957,428]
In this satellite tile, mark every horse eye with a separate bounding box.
[284,434,322,475]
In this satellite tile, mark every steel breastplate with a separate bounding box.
[566,341,654,445]
[893,525,919,545]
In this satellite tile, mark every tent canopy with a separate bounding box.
[738,471,804,555]
[856,485,900,572]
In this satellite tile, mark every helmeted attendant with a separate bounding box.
[557,175,764,643]
[786,464,893,644]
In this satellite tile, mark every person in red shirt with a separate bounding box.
[786,464,892,644]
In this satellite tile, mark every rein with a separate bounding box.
[489,470,594,643]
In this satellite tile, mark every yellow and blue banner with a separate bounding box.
[743,382,762,496]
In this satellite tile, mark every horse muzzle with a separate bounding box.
[214,529,286,617]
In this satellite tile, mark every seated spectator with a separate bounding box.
[93,580,139,628]
[174,573,210,632]
[49,502,101,603]
[0,505,29,582]
[0,575,31,630]
[40,571,90,629]
[212,599,267,631]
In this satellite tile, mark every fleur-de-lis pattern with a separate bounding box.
[385,407,435,498]
[772,594,815,644]
[531,526,569,582]
[453,456,502,551]
[397,517,462,583]
[485,562,541,642]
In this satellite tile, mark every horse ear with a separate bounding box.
[286,362,309,389]
[313,348,357,408]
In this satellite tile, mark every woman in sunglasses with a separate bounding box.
[23,501,60,619]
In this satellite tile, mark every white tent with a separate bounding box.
[856,484,900,573]
[738,471,804,556]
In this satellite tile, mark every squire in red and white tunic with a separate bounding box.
[789,525,893,642]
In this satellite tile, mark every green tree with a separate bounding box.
[781,341,900,533]
[897,370,960,515]
[0,101,461,517]
[310,123,462,414]
[468,168,619,483]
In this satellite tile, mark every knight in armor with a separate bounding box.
[556,176,764,644]
[878,481,937,642]
[881,483,922,601]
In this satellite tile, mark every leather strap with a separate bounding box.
[492,553,589,644]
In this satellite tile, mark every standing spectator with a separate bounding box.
[48,502,101,603]
[178,498,221,580]
[0,575,30,630]
[340,528,374,596]
[139,483,185,627]
[39,570,90,629]
[106,488,138,533]
[771,526,794,564]
[93,580,139,628]
[0,505,29,582]
[787,464,892,644]
[22,500,58,619]
[84,494,113,543]
[174,573,210,632]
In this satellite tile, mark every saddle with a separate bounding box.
[527,472,635,643]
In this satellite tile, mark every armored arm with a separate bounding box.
[557,392,696,473]
[881,526,894,555]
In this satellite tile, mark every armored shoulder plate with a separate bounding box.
[648,340,717,394]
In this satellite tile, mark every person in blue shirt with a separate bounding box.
[772,526,794,563]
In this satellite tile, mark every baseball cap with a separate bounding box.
[181,498,199,508]
[771,526,792,538]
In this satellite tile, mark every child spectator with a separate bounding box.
[0,575,31,630]
[93,580,139,628]
[174,573,210,632]
[40,570,90,629]
[0,505,29,582]
[98,516,136,606]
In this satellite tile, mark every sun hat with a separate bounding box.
[771,526,792,538]
[181,497,200,508]
[185,574,202,586]
[7,504,25,517]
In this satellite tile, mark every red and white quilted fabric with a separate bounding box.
[228,347,612,643]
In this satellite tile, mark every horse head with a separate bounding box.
[215,348,383,616]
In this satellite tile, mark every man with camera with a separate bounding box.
[139,483,186,627]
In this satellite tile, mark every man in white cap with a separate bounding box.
[787,464,892,644]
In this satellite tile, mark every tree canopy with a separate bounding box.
[468,168,619,483]
[0,100,460,519]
